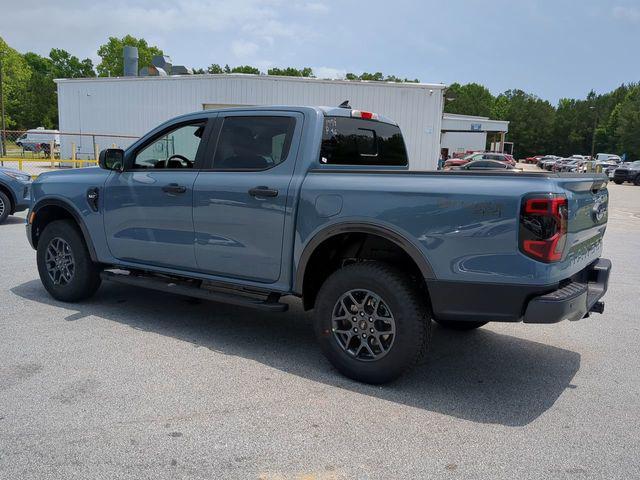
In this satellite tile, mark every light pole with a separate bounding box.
[0,51,6,160]
[589,105,597,161]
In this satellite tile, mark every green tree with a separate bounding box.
[229,65,261,74]
[0,36,31,129]
[345,71,420,83]
[49,48,95,78]
[444,83,494,117]
[207,64,224,74]
[21,52,57,128]
[615,86,640,159]
[493,89,555,158]
[96,35,163,77]
[267,67,313,77]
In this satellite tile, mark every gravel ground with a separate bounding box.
[1,183,639,480]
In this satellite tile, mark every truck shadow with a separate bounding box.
[11,279,581,427]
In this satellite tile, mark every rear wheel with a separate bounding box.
[435,319,488,331]
[0,191,10,224]
[313,262,430,384]
[36,219,101,302]
[634,176,640,186]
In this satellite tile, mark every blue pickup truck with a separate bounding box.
[26,105,611,383]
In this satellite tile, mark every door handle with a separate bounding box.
[248,186,279,198]
[162,183,187,194]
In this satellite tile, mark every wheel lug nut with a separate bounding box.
[352,317,357,322]
[368,317,373,322]
[370,328,374,333]
[360,312,364,316]
[362,334,367,338]
[354,328,358,332]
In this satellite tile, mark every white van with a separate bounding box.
[595,153,622,163]
[15,128,60,153]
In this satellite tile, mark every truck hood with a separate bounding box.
[35,166,107,182]
[0,166,31,177]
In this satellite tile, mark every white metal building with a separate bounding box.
[440,113,509,157]
[55,74,446,170]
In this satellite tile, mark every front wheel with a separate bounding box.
[313,262,431,384]
[37,219,101,302]
[434,319,488,331]
[634,176,640,186]
[0,191,10,224]
[613,179,624,185]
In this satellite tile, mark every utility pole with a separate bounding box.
[0,52,6,159]
[589,105,597,161]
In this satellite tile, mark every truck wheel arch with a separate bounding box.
[295,223,434,310]
[30,199,99,262]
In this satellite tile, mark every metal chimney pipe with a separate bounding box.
[123,46,138,77]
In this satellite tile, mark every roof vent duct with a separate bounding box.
[123,46,138,77]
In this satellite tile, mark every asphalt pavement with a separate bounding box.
[1,183,639,480]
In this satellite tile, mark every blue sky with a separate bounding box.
[2,0,639,104]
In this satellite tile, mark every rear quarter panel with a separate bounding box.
[295,172,604,287]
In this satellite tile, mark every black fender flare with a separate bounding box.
[31,198,99,262]
[293,222,435,294]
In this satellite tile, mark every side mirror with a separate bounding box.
[98,148,124,172]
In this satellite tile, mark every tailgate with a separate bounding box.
[555,174,608,270]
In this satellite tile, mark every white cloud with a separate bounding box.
[612,5,640,23]
[231,40,260,59]
[296,2,329,14]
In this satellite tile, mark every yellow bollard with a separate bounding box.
[71,142,76,168]
[18,158,23,171]
[94,143,99,166]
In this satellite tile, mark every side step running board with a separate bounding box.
[100,270,288,312]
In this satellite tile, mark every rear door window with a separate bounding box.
[212,116,296,170]
[320,117,408,166]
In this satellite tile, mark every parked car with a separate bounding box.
[595,153,622,164]
[0,167,32,224]
[551,158,574,172]
[26,105,611,384]
[15,128,60,153]
[612,161,640,185]
[595,161,619,178]
[444,152,514,169]
[538,155,560,169]
[451,160,519,171]
[524,155,544,164]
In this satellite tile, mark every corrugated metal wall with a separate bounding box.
[57,75,445,169]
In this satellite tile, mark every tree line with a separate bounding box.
[1,35,638,159]
[444,82,640,159]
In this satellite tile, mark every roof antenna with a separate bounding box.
[339,100,351,109]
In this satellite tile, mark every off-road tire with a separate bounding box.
[37,219,101,302]
[313,262,431,384]
[0,191,11,224]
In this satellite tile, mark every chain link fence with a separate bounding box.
[0,129,138,177]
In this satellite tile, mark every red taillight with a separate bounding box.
[520,194,567,263]
[351,110,378,120]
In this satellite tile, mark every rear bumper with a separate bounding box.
[523,258,611,323]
